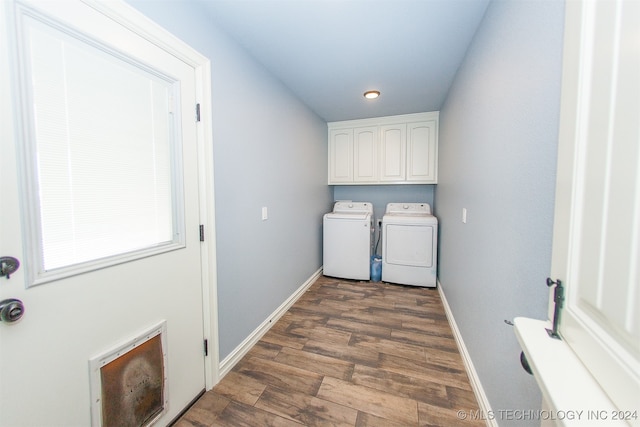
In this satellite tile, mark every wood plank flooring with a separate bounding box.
[175,276,485,427]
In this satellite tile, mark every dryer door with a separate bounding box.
[384,224,434,267]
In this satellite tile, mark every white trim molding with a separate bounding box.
[438,280,498,427]
[218,268,323,378]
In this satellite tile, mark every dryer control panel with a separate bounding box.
[385,203,431,215]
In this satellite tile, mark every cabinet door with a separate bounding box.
[379,124,406,182]
[329,128,353,183]
[353,126,378,182]
[407,120,437,183]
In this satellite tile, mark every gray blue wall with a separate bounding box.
[127,0,333,360]
[435,0,564,423]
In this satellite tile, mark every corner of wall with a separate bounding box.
[217,268,323,379]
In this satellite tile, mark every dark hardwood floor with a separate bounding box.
[175,275,485,426]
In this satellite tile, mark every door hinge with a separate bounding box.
[199,224,205,242]
[196,103,201,122]
[204,339,209,356]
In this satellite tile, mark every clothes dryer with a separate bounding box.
[323,202,373,280]
[382,203,438,287]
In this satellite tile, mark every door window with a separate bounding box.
[17,13,185,286]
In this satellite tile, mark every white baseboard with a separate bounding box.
[218,268,323,378]
[437,280,498,427]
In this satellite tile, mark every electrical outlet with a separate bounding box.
[377,219,382,228]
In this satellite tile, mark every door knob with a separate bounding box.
[0,298,25,323]
[0,256,20,279]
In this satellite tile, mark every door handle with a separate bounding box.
[0,299,25,323]
[0,256,20,279]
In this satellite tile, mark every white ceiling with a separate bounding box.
[197,0,490,122]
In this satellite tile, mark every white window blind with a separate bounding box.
[23,17,183,281]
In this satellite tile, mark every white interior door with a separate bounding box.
[550,0,639,417]
[0,1,213,425]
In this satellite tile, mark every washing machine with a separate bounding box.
[323,202,374,280]
[382,203,438,287]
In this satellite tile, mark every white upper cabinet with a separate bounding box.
[354,126,378,182]
[379,124,406,182]
[407,120,438,182]
[328,128,353,183]
[328,112,438,185]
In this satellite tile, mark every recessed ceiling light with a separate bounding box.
[364,90,380,99]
